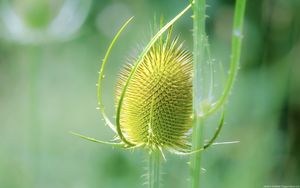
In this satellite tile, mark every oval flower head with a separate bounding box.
[116,33,193,153]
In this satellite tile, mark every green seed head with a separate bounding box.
[116,37,193,151]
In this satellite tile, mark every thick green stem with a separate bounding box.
[190,0,206,187]
[190,0,246,187]
[149,150,160,188]
[190,118,204,188]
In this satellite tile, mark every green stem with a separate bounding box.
[190,0,206,187]
[190,118,204,188]
[149,150,160,188]
[204,0,246,118]
[190,0,246,187]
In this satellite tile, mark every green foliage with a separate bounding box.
[1,0,299,188]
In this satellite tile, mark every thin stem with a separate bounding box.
[203,0,246,118]
[149,150,160,188]
[190,0,206,187]
[203,110,224,149]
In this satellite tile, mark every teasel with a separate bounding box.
[116,33,193,150]
[70,0,248,187]
[71,2,229,188]
[72,3,224,154]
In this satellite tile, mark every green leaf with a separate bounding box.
[97,17,134,134]
[70,131,124,147]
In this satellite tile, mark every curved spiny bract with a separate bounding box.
[116,37,193,152]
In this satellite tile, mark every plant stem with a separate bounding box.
[190,0,246,187]
[204,0,246,118]
[149,150,160,188]
[190,0,206,187]
[190,118,204,188]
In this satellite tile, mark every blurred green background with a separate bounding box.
[0,0,299,187]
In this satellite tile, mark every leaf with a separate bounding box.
[70,131,124,147]
[97,17,134,134]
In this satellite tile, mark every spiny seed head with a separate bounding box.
[116,36,193,151]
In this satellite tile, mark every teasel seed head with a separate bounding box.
[116,36,193,152]
[72,4,226,156]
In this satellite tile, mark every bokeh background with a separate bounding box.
[0,0,299,187]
